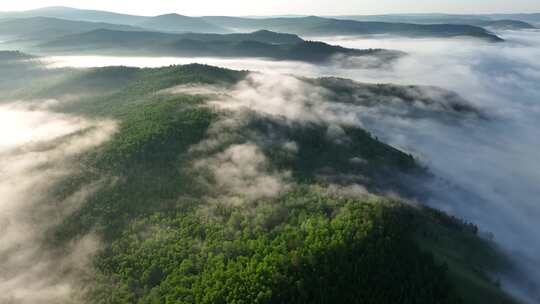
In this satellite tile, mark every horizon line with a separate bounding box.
[1,6,540,18]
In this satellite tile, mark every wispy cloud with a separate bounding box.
[161,31,540,302]
[0,101,116,304]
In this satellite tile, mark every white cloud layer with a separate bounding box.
[0,101,116,304]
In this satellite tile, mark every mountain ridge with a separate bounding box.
[0,16,144,41]
[0,56,519,303]
[138,13,229,33]
[38,28,400,64]
[0,6,505,41]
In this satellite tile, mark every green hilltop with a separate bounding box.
[0,54,518,304]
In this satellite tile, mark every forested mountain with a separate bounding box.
[0,53,518,303]
[0,7,505,41]
[0,15,400,64]
[4,7,537,27]
[366,13,540,27]
[488,13,540,25]
[38,29,400,63]
[335,14,537,30]
[201,16,504,41]
[1,2,538,302]
[475,19,536,30]
[138,13,228,33]
[0,16,143,41]
[41,29,303,48]
[0,6,147,25]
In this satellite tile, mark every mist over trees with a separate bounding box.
[1,4,539,304]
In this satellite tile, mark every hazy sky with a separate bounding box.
[1,0,539,16]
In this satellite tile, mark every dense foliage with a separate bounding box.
[1,59,515,303]
[91,190,462,304]
[39,28,392,63]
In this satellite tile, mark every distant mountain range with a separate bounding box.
[138,13,228,33]
[0,6,512,41]
[5,7,540,64]
[333,14,538,30]
[0,13,404,64]
[488,13,540,26]
[41,29,304,48]
[200,16,503,41]
[0,17,143,41]
[39,29,401,63]
[0,6,147,25]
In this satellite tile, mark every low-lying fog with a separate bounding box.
[4,30,540,302]
[334,32,540,303]
[0,102,116,303]
[322,32,540,303]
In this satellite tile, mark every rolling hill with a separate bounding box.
[41,29,304,48]
[0,55,519,303]
[0,6,146,25]
[200,15,504,41]
[472,13,540,26]
[334,14,537,30]
[39,29,401,63]
[476,19,537,30]
[0,7,505,41]
[138,13,228,33]
[0,16,143,41]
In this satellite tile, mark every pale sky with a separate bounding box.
[1,0,539,16]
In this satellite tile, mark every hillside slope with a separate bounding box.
[1,56,518,303]
[39,29,400,63]
[0,7,505,41]
[0,6,146,25]
[137,13,228,33]
[0,16,143,41]
[201,16,504,41]
[334,14,537,30]
[41,29,303,48]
